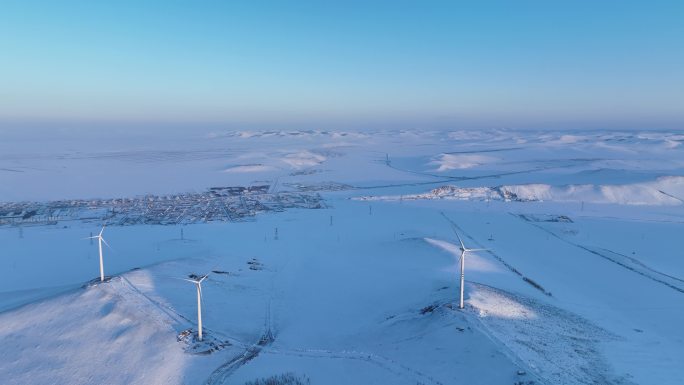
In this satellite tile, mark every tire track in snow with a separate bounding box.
[117,259,446,384]
[119,276,189,325]
[657,189,684,203]
[120,275,249,348]
[440,212,553,296]
[593,247,684,284]
[119,273,264,385]
[204,258,280,385]
[202,250,444,385]
[203,328,275,385]
[260,347,445,385]
[118,269,271,385]
[0,167,23,173]
[343,153,589,192]
[203,327,444,385]
[513,215,684,294]
[381,152,587,184]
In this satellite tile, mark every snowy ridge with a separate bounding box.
[206,130,370,139]
[0,277,189,385]
[356,176,684,206]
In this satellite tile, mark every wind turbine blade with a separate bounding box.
[101,237,111,249]
[453,229,466,251]
[166,276,197,284]
[83,236,99,240]
[467,248,489,252]
[198,274,209,283]
[99,226,105,236]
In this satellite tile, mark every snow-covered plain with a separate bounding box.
[1,128,683,384]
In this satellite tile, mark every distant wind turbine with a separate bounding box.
[85,226,110,282]
[184,274,208,341]
[453,230,487,309]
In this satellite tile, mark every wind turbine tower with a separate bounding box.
[453,230,487,309]
[86,226,110,282]
[185,275,208,341]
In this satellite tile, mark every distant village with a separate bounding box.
[0,185,325,227]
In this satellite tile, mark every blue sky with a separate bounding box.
[0,1,682,130]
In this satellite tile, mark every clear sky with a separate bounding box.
[1,0,682,130]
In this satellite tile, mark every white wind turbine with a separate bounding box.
[184,274,208,341]
[453,230,487,309]
[86,226,110,282]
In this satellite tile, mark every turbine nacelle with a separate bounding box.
[183,274,208,285]
[454,230,488,259]
[84,226,110,247]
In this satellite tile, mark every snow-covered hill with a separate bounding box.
[1,128,683,384]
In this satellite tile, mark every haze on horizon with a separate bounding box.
[1,0,682,131]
